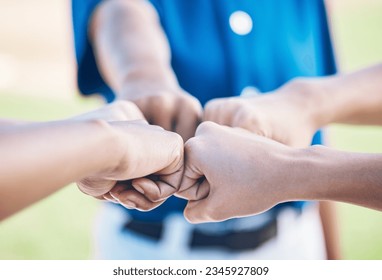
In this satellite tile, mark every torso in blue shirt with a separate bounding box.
[72,0,336,222]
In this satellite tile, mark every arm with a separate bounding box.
[319,201,342,260]
[295,145,382,211]
[176,122,382,223]
[204,63,382,148]
[0,120,120,220]
[0,117,183,221]
[310,63,382,126]
[90,0,177,95]
[90,0,201,140]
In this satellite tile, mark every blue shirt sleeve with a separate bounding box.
[72,0,115,103]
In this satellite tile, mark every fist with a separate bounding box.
[177,122,298,223]
[203,80,319,148]
[123,90,202,141]
[77,121,184,211]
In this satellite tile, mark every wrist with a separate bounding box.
[83,119,124,177]
[283,145,333,202]
[280,78,335,130]
[118,65,182,101]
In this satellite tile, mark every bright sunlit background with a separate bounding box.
[0,0,382,259]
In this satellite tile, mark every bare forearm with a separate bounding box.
[0,120,118,219]
[319,201,342,259]
[90,0,179,97]
[293,146,382,211]
[308,64,382,127]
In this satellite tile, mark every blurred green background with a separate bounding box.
[0,0,382,259]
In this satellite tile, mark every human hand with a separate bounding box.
[176,122,301,223]
[77,121,184,211]
[120,86,202,141]
[203,79,323,148]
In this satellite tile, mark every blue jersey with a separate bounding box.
[72,0,336,222]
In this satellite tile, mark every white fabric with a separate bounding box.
[92,203,326,260]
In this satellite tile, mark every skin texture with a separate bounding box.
[90,0,202,141]
[177,122,382,224]
[204,81,319,148]
[0,101,183,220]
[176,122,301,223]
[202,63,382,257]
[204,64,382,137]
[179,64,382,223]
[89,0,342,259]
[78,121,184,211]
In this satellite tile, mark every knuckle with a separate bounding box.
[175,95,202,121]
[195,121,217,135]
[150,95,173,110]
[234,107,264,131]
[167,132,184,165]
[184,137,202,156]
[204,99,221,113]
[171,131,184,146]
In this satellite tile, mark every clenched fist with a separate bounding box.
[176,122,302,223]
[203,79,323,148]
[121,88,203,141]
[77,121,184,211]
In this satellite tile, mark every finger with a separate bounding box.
[77,178,116,197]
[156,136,185,190]
[148,95,175,131]
[103,192,119,204]
[174,98,202,141]
[178,140,204,192]
[109,181,133,193]
[204,99,231,125]
[111,188,165,211]
[175,177,210,201]
[131,177,177,202]
[203,100,220,123]
[183,193,215,224]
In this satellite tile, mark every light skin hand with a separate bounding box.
[0,99,182,220]
[91,0,202,141]
[204,63,382,147]
[77,121,184,211]
[74,100,186,210]
[120,87,203,142]
[203,79,321,148]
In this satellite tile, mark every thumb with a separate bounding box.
[175,176,210,201]
[176,142,209,200]
[183,186,214,224]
